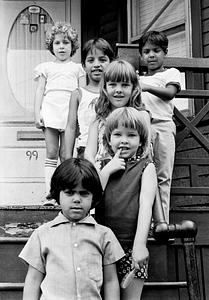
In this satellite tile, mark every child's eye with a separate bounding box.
[107,82,116,87]
[142,49,149,54]
[128,133,137,137]
[122,83,131,88]
[63,40,70,45]
[86,58,94,63]
[154,48,162,53]
[64,190,74,196]
[80,191,91,197]
[99,57,108,63]
[112,132,121,137]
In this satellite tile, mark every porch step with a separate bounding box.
[0,206,192,300]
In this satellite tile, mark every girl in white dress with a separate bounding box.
[34,22,86,205]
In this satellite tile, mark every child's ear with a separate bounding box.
[164,48,168,55]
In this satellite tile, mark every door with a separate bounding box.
[0,0,81,205]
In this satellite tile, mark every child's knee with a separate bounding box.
[46,148,59,159]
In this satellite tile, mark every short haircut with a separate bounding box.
[138,30,168,55]
[103,107,151,158]
[81,38,114,66]
[49,158,103,208]
[95,59,142,119]
[46,22,79,56]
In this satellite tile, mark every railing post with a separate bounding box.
[181,236,201,300]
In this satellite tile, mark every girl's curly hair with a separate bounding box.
[95,59,142,120]
[46,22,79,56]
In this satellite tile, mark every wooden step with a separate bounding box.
[0,206,193,299]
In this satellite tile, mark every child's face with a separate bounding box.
[84,48,110,83]
[106,81,133,110]
[53,33,72,62]
[59,183,93,222]
[141,42,166,74]
[109,125,141,159]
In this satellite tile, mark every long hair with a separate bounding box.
[95,59,142,120]
[48,158,103,208]
[46,22,79,56]
[103,107,151,158]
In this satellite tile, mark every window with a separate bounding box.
[7,6,54,113]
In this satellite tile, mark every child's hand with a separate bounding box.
[99,149,126,189]
[105,148,126,175]
[35,114,44,129]
[94,160,102,172]
[132,244,149,270]
[140,80,149,92]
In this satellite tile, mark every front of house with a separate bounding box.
[0,1,209,299]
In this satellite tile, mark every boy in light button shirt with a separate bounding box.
[19,158,124,300]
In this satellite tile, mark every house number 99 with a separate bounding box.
[26,150,38,160]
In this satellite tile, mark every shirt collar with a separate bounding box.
[50,211,97,227]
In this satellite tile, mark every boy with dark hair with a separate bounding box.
[139,30,182,222]
[19,158,124,300]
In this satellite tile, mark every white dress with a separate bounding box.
[34,61,85,130]
[77,87,99,148]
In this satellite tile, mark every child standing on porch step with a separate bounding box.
[19,158,124,300]
[95,107,157,300]
[139,30,182,222]
[34,22,86,205]
[64,38,114,159]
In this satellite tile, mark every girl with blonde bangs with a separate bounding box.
[96,107,157,300]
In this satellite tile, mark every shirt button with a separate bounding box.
[77,267,81,271]
[74,243,78,247]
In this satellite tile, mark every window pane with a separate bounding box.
[7,6,54,113]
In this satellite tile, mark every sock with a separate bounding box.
[45,158,58,196]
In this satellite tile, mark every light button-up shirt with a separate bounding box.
[19,212,124,300]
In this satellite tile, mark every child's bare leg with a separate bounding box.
[44,128,59,196]
[121,278,144,300]
[59,131,66,163]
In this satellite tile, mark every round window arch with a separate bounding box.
[7,6,54,113]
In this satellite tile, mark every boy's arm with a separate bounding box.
[103,263,120,300]
[23,265,44,300]
[64,89,80,159]
[132,162,157,268]
[141,82,179,101]
[34,75,46,129]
